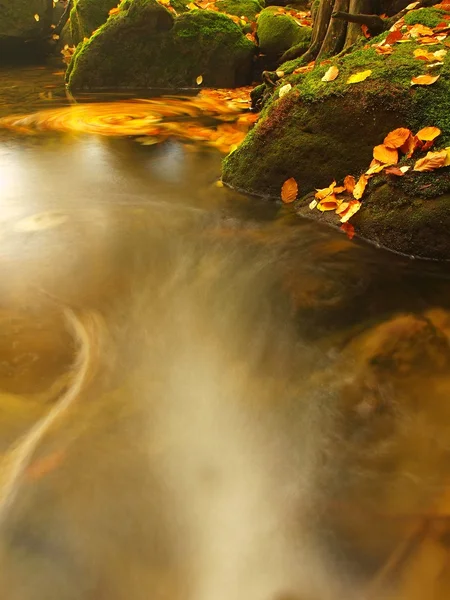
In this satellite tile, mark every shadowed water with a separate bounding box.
[1,67,450,600]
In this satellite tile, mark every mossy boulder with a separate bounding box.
[0,0,53,42]
[69,0,119,45]
[256,6,311,58]
[223,7,450,198]
[216,0,264,20]
[67,0,256,91]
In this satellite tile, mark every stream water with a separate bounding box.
[1,66,450,600]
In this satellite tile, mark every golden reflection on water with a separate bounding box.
[1,86,450,599]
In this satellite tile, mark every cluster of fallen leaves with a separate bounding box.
[0,88,258,154]
[281,125,450,239]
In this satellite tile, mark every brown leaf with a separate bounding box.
[375,45,394,55]
[373,144,399,164]
[344,175,356,193]
[384,166,406,176]
[385,30,403,44]
[413,150,448,172]
[383,128,413,149]
[321,66,339,82]
[353,175,368,200]
[410,74,440,86]
[416,126,441,141]
[281,177,298,203]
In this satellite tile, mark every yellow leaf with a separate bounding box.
[373,144,398,164]
[411,74,440,86]
[413,150,448,172]
[317,194,341,211]
[338,200,361,223]
[281,177,298,203]
[346,70,372,84]
[34,13,40,21]
[383,127,412,149]
[445,147,450,167]
[322,66,339,82]
[196,75,203,85]
[353,174,368,200]
[366,160,386,175]
[279,83,292,98]
[416,126,441,141]
[309,199,318,210]
[276,70,285,78]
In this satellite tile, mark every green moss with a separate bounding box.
[256,7,312,57]
[215,0,264,20]
[67,0,255,90]
[404,7,445,28]
[69,0,118,45]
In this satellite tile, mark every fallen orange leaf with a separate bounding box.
[281,177,298,203]
[413,150,448,171]
[321,66,339,82]
[109,6,120,15]
[416,126,441,141]
[383,128,412,149]
[411,74,440,86]
[317,194,341,211]
[315,181,336,200]
[373,144,398,164]
[385,30,403,44]
[400,133,422,157]
[375,45,394,55]
[384,166,406,176]
[339,200,361,222]
[344,174,356,193]
[366,159,385,175]
[340,222,355,239]
[353,174,368,200]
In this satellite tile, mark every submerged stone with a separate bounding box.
[67,0,256,91]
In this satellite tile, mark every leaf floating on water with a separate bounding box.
[410,74,440,86]
[413,149,448,171]
[14,211,68,232]
[321,66,339,82]
[196,75,203,85]
[281,177,298,203]
[278,83,292,98]
[383,128,412,149]
[373,144,398,164]
[346,70,372,84]
[416,126,441,141]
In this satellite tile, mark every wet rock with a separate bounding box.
[0,0,54,55]
[66,0,256,91]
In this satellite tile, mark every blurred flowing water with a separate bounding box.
[1,66,450,600]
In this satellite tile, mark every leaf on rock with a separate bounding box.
[373,144,398,164]
[279,83,292,98]
[281,177,298,203]
[384,166,407,176]
[383,128,412,149]
[343,175,356,193]
[109,6,121,15]
[400,134,422,157]
[196,75,203,85]
[366,159,386,175]
[338,200,361,223]
[322,66,339,82]
[315,181,336,200]
[353,175,368,200]
[309,199,318,210]
[385,30,403,44]
[347,70,372,84]
[413,150,448,171]
[411,74,440,86]
[317,194,341,211]
[340,222,355,239]
[416,126,441,141]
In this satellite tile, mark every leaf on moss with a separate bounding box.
[353,175,368,200]
[410,74,440,86]
[279,83,292,98]
[385,30,403,44]
[383,128,412,149]
[373,144,398,164]
[281,177,298,203]
[400,134,422,157]
[413,150,448,171]
[416,126,441,141]
[347,70,372,84]
[322,66,339,82]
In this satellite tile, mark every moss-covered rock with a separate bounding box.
[69,0,119,45]
[67,0,256,91]
[256,6,311,58]
[223,6,450,198]
[0,0,53,42]
[216,0,264,20]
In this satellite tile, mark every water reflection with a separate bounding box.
[1,89,450,600]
